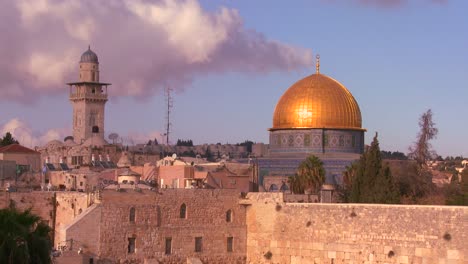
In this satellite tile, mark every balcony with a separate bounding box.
[69,93,108,101]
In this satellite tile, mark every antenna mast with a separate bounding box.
[165,86,173,145]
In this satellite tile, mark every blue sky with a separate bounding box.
[1,0,467,157]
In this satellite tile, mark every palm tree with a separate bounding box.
[288,155,325,194]
[288,174,304,194]
[0,207,52,264]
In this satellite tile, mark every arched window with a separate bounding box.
[92,126,99,133]
[280,183,289,192]
[180,203,187,219]
[269,184,278,192]
[226,209,233,222]
[129,207,135,222]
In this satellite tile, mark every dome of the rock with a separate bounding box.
[271,73,362,131]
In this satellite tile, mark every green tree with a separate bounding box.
[397,109,438,201]
[347,133,400,204]
[0,132,19,147]
[446,169,468,205]
[408,109,438,167]
[0,207,52,264]
[337,162,358,202]
[204,147,214,162]
[288,155,325,194]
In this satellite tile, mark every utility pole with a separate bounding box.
[165,86,173,145]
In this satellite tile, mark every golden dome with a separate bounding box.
[271,73,363,131]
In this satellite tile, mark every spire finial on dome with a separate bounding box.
[88,45,91,50]
[316,54,320,74]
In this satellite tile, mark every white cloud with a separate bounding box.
[0,118,70,148]
[23,51,76,88]
[0,118,163,148]
[0,0,312,102]
[126,0,238,63]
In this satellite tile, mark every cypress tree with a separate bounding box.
[348,133,400,204]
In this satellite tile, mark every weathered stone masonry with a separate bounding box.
[244,193,467,264]
[66,189,248,263]
[1,191,467,264]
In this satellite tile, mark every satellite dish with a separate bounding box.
[172,153,177,159]
[108,133,119,144]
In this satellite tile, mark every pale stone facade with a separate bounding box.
[244,193,467,264]
[70,46,109,143]
[1,191,467,263]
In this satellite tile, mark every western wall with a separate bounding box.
[244,193,467,264]
[1,190,466,263]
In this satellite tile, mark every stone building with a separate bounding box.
[69,46,110,144]
[0,144,42,190]
[0,144,41,172]
[61,189,247,263]
[247,56,366,191]
[38,47,119,169]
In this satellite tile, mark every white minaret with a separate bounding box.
[67,46,111,144]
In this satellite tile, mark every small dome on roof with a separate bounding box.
[80,46,99,63]
[46,140,63,148]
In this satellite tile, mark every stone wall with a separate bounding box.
[78,189,247,263]
[244,193,468,264]
[0,191,56,228]
[55,192,91,247]
[65,204,101,260]
[0,191,92,248]
[2,190,467,264]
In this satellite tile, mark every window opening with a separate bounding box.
[129,207,135,222]
[180,203,187,219]
[227,237,233,252]
[195,237,202,252]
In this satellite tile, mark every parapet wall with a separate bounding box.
[245,193,467,264]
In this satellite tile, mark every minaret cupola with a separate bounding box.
[79,46,100,82]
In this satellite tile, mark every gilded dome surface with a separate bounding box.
[271,73,362,130]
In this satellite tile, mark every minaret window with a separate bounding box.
[127,237,136,254]
[180,203,187,219]
[227,237,233,252]
[89,111,97,126]
[226,210,233,222]
[129,207,135,222]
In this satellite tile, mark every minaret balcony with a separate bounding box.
[69,93,108,101]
